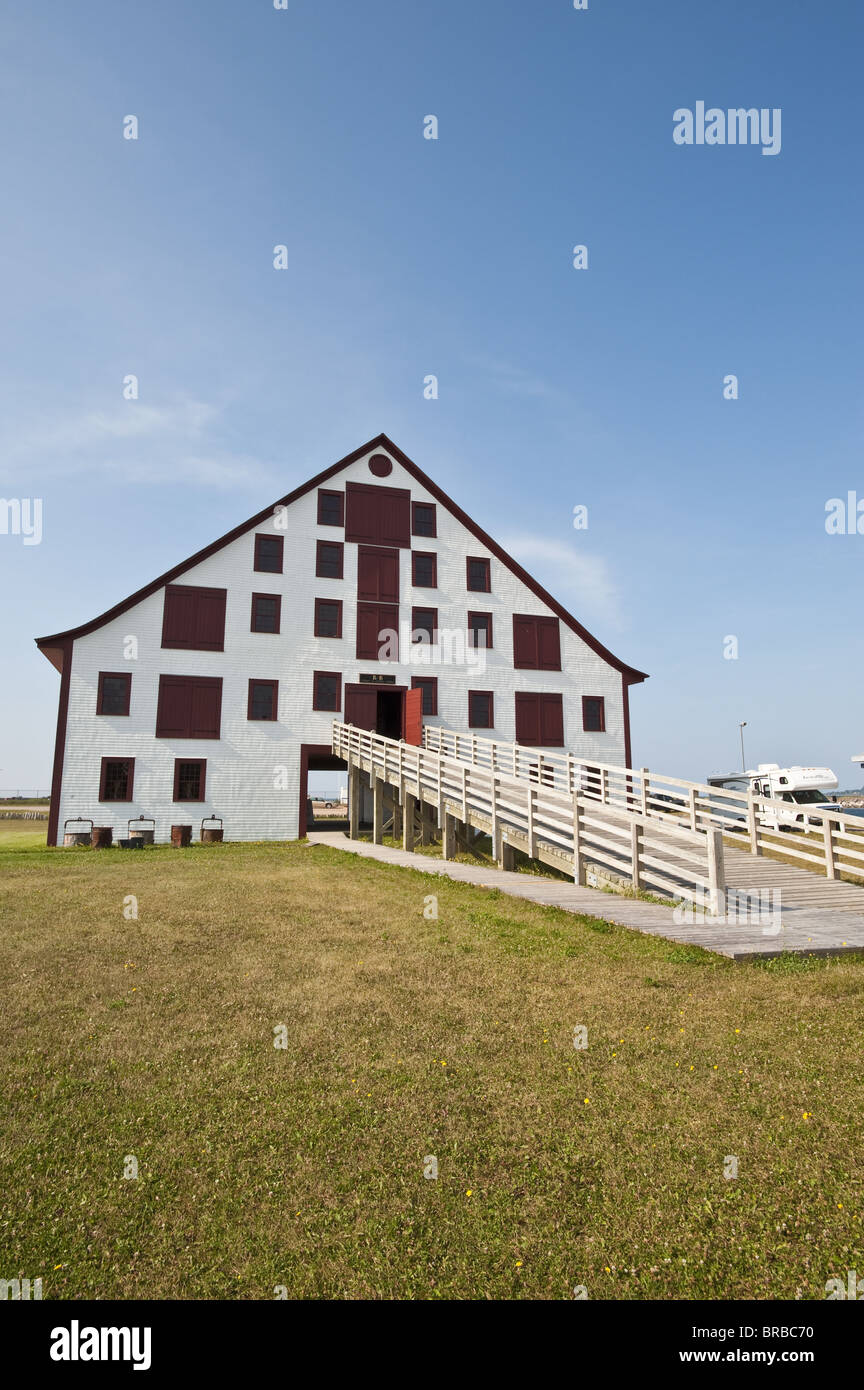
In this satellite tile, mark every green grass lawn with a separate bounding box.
[1,827,863,1300]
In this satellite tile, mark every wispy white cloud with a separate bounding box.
[0,397,275,490]
[501,533,625,631]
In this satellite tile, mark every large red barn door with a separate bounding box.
[403,687,423,746]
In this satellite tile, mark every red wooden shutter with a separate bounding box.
[537,618,562,670]
[162,585,226,651]
[515,692,541,744]
[156,676,190,737]
[539,693,564,745]
[513,616,537,668]
[357,546,399,602]
[156,676,222,738]
[344,685,378,731]
[190,678,222,738]
[404,687,423,746]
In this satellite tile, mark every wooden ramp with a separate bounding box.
[306,831,864,961]
[330,721,864,959]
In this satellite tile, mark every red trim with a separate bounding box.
[99,755,135,802]
[35,432,646,682]
[582,695,606,733]
[173,757,206,802]
[369,453,393,477]
[251,593,281,634]
[317,489,344,526]
[622,675,633,769]
[247,678,279,720]
[411,550,437,587]
[46,639,72,846]
[468,690,494,729]
[411,675,438,716]
[314,597,343,638]
[411,500,437,538]
[254,533,284,573]
[312,671,342,712]
[466,556,491,593]
[467,611,493,650]
[316,539,344,579]
[96,671,132,716]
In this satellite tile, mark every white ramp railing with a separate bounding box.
[422,726,864,885]
[332,722,725,909]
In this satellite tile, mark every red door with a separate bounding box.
[404,687,423,746]
[344,685,378,731]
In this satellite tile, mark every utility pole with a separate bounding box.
[738,721,748,772]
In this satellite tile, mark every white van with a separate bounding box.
[708,764,839,833]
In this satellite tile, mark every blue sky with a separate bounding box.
[2,0,863,790]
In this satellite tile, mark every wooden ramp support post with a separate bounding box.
[630,819,643,891]
[707,827,726,918]
[348,763,360,839]
[403,792,417,852]
[372,775,384,846]
[443,812,457,862]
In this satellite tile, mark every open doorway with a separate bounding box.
[299,746,348,837]
[344,683,407,738]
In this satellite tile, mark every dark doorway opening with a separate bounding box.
[299,746,347,837]
[376,689,403,739]
[344,684,406,739]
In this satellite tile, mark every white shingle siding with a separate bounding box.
[52,446,632,843]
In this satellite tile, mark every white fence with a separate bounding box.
[422,726,864,884]
[333,722,726,908]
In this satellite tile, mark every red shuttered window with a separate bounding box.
[468,612,493,650]
[468,691,494,729]
[314,598,343,638]
[99,757,135,801]
[514,692,565,747]
[466,557,491,592]
[411,502,437,538]
[582,696,606,732]
[317,490,344,526]
[345,482,411,548]
[254,534,284,573]
[313,671,341,712]
[97,672,132,716]
[412,551,437,587]
[411,676,438,716]
[316,540,344,579]
[251,593,281,633]
[173,758,206,802]
[512,615,561,670]
[161,585,227,652]
[247,679,279,721]
[411,607,437,644]
[156,675,223,739]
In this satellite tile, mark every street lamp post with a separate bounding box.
[738,721,748,773]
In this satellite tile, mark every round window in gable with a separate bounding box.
[369,453,393,477]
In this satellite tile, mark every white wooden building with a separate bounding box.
[36,435,646,845]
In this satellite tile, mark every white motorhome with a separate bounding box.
[708,764,839,832]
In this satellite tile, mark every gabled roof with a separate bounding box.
[35,433,648,683]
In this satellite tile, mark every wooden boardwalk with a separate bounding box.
[306,831,864,960]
